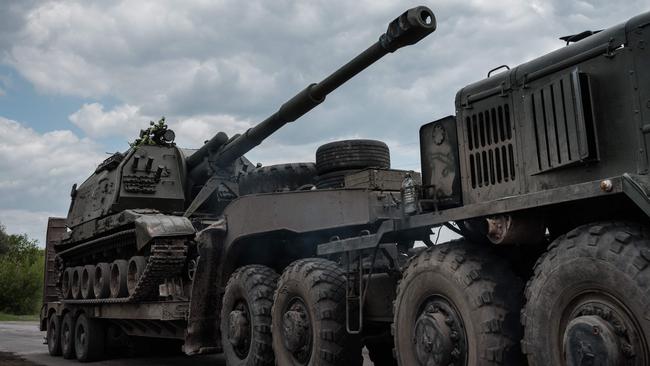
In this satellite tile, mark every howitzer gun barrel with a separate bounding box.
[209,6,436,167]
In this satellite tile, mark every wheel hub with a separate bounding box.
[282,301,311,363]
[414,301,466,366]
[564,316,619,366]
[228,302,251,358]
[561,298,646,366]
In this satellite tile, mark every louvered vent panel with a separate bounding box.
[528,71,597,172]
[465,104,516,189]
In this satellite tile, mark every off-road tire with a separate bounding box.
[521,221,650,366]
[221,265,279,366]
[74,313,105,362]
[272,258,363,366]
[239,163,317,196]
[47,313,62,356]
[61,312,75,359]
[315,140,390,175]
[393,240,523,366]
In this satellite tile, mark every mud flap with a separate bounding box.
[184,219,227,355]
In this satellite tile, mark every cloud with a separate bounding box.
[0,116,104,243]
[0,209,59,246]
[4,0,646,152]
[69,103,144,139]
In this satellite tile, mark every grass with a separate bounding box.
[0,312,39,322]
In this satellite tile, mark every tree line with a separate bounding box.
[0,223,44,315]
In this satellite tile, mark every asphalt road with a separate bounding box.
[0,322,374,365]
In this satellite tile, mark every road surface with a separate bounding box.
[0,322,374,365]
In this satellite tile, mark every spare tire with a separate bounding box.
[315,169,358,189]
[238,162,316,196]
[316,139,390,175]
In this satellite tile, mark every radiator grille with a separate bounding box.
[466,104,516,189]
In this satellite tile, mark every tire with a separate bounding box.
[393,240,523,366]
[110,259,128,298]
[239,163,317,196]
[74,313,105,362]
[127,256,147,296]
[61,312,75,359]
[272,258,363,366]
[316,140,390,175]
[80,265,95,299]
[93,263,111,299]
[522,222,650,366]
[47,313,62,356]
[315,169,357,189]
[221,265,279,366]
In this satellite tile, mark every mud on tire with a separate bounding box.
[272,258,362,366]
[393,240,523,366]
[522,221,650,366]
[221,265,279,366]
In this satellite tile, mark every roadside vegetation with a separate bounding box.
[0,223,44,317]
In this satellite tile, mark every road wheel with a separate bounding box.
[272,258,363,366]
[110,259,128,298]
[61,268,73,299]
[393,240,523,366]
[74,313,105,362]
[71,266,83,299]
[93,263,111,299]
[221,265,279,366]
[80,265,95,299]
[315,139,390,175]
[239,163,317,195]
[61,312,75,359]
[127,256,147,296]
[47,313,62,356]
[522,221,650,366]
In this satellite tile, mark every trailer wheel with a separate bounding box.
[61,312,75,359]
[315,139,390,175]
[47,313,62,356]
[238,163,317,196]
[74,313,105,362]
[272,258,363,366]
[522,222,650,366]
[393,240,523,366]
[221,265,279,366]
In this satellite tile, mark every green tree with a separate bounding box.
[0,224,44,315]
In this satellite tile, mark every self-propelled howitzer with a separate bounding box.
[53,6,436,306]
[183,6,436,215]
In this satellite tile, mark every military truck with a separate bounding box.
[41,6,650,366]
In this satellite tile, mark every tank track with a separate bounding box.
[61,239,188,304]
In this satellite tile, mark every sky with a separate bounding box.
[0,0,647,246]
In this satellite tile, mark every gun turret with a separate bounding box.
[184,6,436,215]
